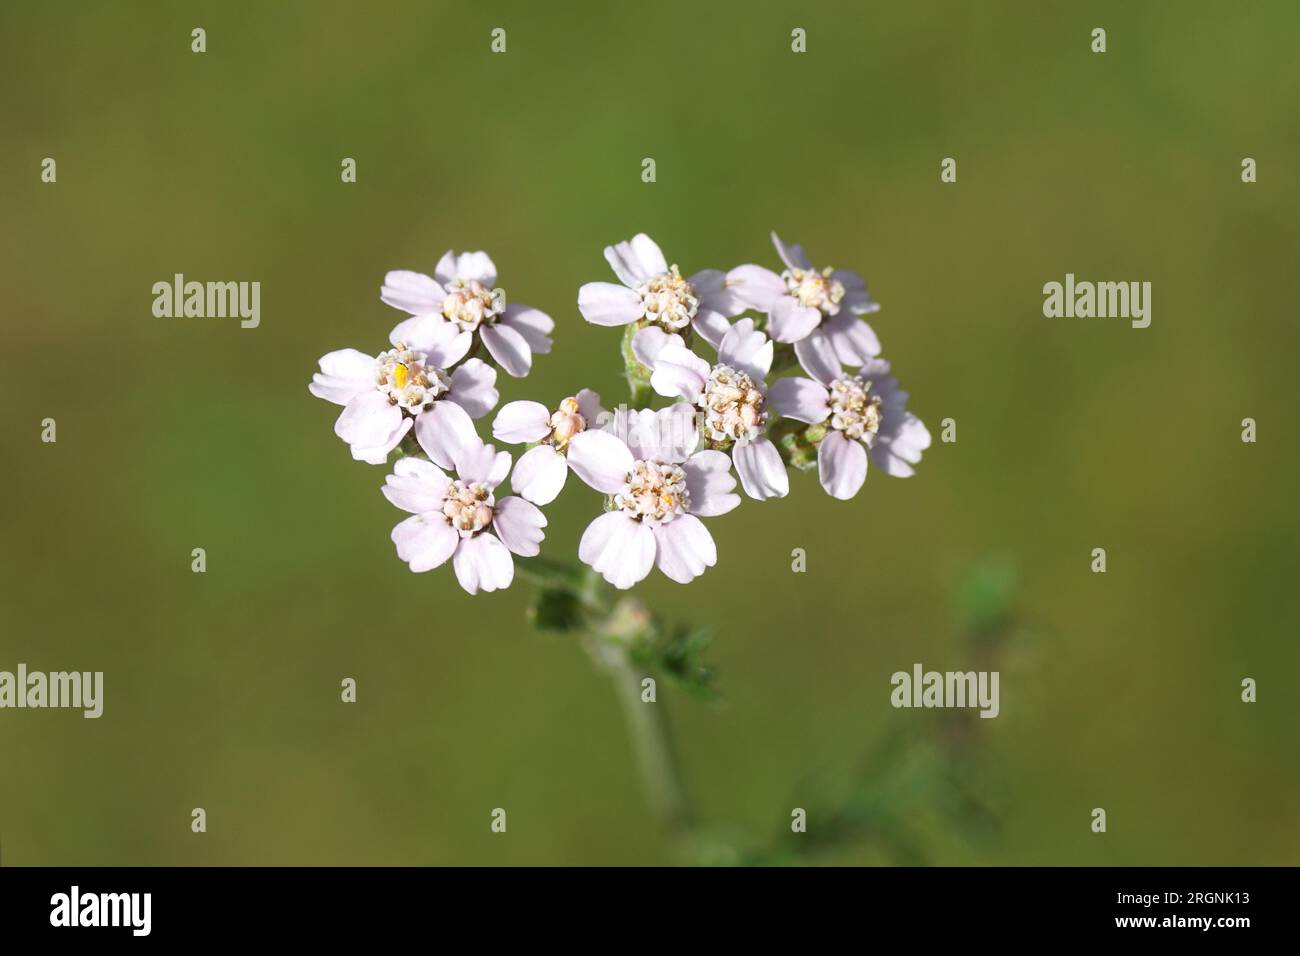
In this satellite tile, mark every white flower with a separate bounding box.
[577,233,753,354]
[567,404,740,589]
[382,438,547,594]
[729,231,882,384]
[648,318,790,501]
[381,250,554,378]
[767,357,930,499]
[308,319,497,466]
[490,388,629,506]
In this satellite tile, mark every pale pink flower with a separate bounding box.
[576,233,751,355]
[648,318,790,500]
[382,438,546,594]
[767,357,930,500]
[730,231,882,383]
[381,250,554,378]
[309,319,497,467]
[490,388,630,506]
[567,404,740,589]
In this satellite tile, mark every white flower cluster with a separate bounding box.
[311,234,929,594]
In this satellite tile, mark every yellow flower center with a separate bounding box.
[547,396,588,449]
[783,266,846,313]
[376,345,452,412]
[442,480,495,533]
[829,376,883,445]
[699,364,765,445]
[441,279,505,332]
[636,265,699,332]
[614,460,691,523]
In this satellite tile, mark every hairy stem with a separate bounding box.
[517,554,697,842]
[596,640,694,837]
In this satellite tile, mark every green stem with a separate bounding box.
[518,557,696,841]
[602,648,693,836]
[621,323,655,407]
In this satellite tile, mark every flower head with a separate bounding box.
[382,437,547,594]
[648,318,789,500]
[577,233,753,355]
[768,357,930,499]
[567,404,740,589]
[316,228,931,603]
[490,388,625,505]
[309,318,497,466]
[381,250,554,378]
[728,232,882,383]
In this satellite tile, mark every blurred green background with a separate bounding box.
[1,0,1297,865]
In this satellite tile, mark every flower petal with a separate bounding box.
[436,250,496,286]
[604,234,667,287]
[381,270,445,315]
[566,430,634,493]
[453,437,512,488]
[509,444,569,505]
[452,533,514,594]
[794,328,844,385]
[652,514,717,584]
[389,315,471,368]
[575,388,607,429]
[767,376,831,424]
[630,326,685,369]
[771,231,813,271]
[842,288,880,315]
[414,399,477,469]
[718,317,773,380]
[391,514,459,572]
[625,403,699,463]
[650,344,711,401]
[688,269,740,317]
[446,358,499,418]
[822,313,881,364]
[464,252,499,284]
[492,400,551,444]
[682,449,740,516]
[316,348,376,380]
[818,431,868,499]
[832,270,880,315]
[767,296,823,344]
[732,436,789,500]
[691,308,732,349]
[577,282,643,326]
[500,303,554,355]
[831,269,867,291]
[858,356,894,382]
[433,250,458,285]
[870,413,931,477]
[491,496,547,557]
[382,457,451,513]
[725,264,787,312]
[579,512,656,590]
[335,392,410,464]
[480,323,533,378]
[309,348,376,405]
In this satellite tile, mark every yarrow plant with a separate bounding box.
[310,232,930,835]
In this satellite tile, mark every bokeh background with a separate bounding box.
[1,0,1297,865]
